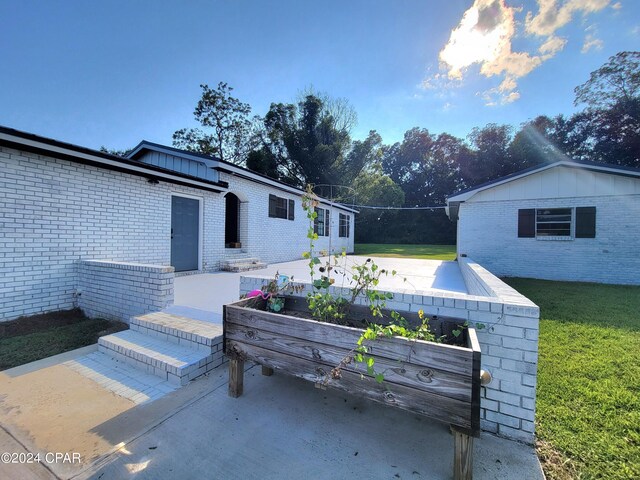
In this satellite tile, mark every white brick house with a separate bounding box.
[447,161,640,285]
[0,126,355,321]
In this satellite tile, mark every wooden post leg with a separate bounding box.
[228,358,244,398]
[261,365,274,376]
[452,427,474,480]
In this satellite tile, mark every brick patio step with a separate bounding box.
[221,257,267,272]
[131,311,222,353]
[98,330,223,386]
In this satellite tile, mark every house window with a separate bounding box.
[536,208,572,237]
[517,206,596,239]
[314,207,330,236]
[339,213,350,238]
[268,194,294,220]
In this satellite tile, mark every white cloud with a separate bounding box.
[582,33,604,52]
[525,0,610,37]
[611,2,622,10]
[425,0,613,106]
[538,35,568,55]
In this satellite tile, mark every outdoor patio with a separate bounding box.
[0,256,544,479]
[166,256,468,323]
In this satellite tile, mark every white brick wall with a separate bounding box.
[78,260,174,323]
[0,145,356,321]
[239,257,540,444]
[222,173,355,264]
[457,193,640,285]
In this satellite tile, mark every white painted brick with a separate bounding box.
[486,411,520,429]
[500,403,535,422]
[457,192,640,285]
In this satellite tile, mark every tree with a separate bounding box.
[99,146,133,157]
[250,93,367,187]
[574,51,640,111]
[508,116,570,168]
[173,82,254,164]
[462,124,513,186]
[352,165,405,243]
[572,52,640,167]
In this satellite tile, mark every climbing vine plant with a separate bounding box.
[300,185,452,384]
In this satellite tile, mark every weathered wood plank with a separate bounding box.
[225,304,474,376]
[227,339,472,430]
[226,322,473,402]
[452,427,474,480]
[228,358,244,398]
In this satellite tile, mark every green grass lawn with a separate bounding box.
[351,244,639,478]
[0,314,127,371]
[503,278,640,480]
[354,243,456,260]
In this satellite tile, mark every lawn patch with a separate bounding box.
[354,243,456,260]
[503,278,640,480]
[0,309,127,370]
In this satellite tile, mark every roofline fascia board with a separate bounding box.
[447,160,640,203]
[216,165,359,214]
[0,133,229,193]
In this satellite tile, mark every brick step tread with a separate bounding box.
[131,312,223,344]
[221,262,268,272]
[98,330,212,375]
[221,257,263,265]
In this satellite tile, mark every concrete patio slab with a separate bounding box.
[171,256,467,318]
[1,353,543,480]
[0,346,226,479]
[84,364,543,480]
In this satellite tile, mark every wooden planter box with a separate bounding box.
[223,296,481,480]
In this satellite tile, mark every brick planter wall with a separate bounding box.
[78,260,174,323]
[239,257,540,444]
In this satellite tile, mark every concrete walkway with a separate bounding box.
[1,355,543,480]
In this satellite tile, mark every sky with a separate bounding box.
[0,0,638,151]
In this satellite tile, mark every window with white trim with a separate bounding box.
[268,194,294,220]
[517,206,596,239]
[339,213,350,238]
[536,208,572,237]
[314,207,330,236]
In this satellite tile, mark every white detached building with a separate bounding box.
[447,160,640,285]
[0,126,355,321]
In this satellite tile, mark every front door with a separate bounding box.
[171,196,199,272]
[225,193,240,246]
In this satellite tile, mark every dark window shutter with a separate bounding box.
[325,210,330,235]
[575,206,596,238]
[518,209,535,238]
[288,199,295,220]
[268,194,276,217]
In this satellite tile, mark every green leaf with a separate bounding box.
[452,329,461,338]
[375,373,384,384]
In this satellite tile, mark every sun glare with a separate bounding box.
[439,6,506,78]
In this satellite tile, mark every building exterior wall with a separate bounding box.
[457,168,640,285]
[0,145,356,321]
[221,173,355,263]
[0,145,225,321]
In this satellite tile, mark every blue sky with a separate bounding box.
[0,0,638,151]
